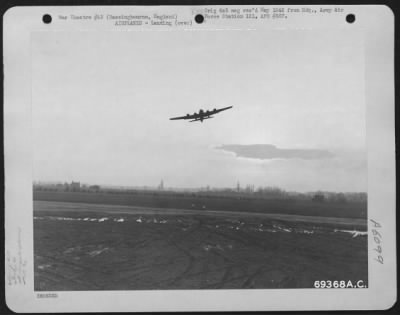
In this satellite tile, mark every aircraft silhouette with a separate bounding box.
[169,106,233,123]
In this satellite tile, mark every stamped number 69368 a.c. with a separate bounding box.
[314,280,366,289]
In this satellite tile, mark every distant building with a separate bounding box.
[70,181,80,192]
[89,185,101,193]
[312,192,325,202]
[245,184,255,193]
[158,179,164,191]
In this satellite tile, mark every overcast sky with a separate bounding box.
[32,29,366,192]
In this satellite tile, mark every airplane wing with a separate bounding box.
[213,106,233,114]
[169,113,198,120]
[170,106,232,121]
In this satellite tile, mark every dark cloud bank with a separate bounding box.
[216,144,334,160]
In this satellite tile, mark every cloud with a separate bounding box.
[215,144,334,160]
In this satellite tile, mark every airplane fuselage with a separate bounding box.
[197,109,215,122]
[199,109,204,122]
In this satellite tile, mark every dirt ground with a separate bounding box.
[34,201,368,290]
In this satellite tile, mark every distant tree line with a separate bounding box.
[33,182,367,203]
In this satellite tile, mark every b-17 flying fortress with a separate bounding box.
[170,106,233,123]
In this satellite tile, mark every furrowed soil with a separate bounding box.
[34,200,368,290]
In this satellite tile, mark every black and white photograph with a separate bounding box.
[4,4,396,312]
[31,18,369,291]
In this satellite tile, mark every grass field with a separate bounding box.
[34,200,368,291]
[33,191,367,219]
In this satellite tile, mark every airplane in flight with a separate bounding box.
[169,106,233,123]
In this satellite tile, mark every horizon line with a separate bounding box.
[32,180,367,195]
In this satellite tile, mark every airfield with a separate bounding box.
[34,194,368,290]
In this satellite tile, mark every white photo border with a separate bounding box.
[4,5,396,312]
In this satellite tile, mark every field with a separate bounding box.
[33,191,367,219]
[34,197,368,291]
